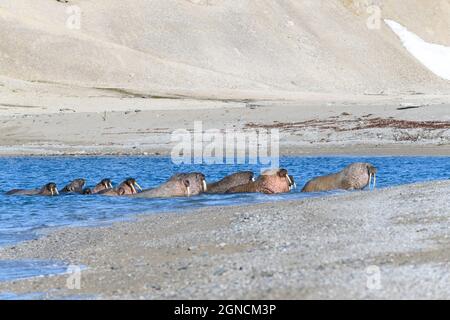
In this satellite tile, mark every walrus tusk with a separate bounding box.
[55,189,59,195]
[369,173,372,190]
[130,184,137,194]
[187,186,191,197]
[252,177,256,182]
[293,182,297,189]
[286,175,292,186]
[108,182,113,189]
[134,182,143,191]
[51,189,54,196]
[202,180,207,192]
[373,174,376,189]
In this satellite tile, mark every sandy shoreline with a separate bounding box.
[1,93,449,157]
[0,180,449,299]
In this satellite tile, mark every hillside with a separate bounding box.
[0,0,449,98]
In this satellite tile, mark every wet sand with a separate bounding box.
[0,180,449,299]
[1,93,449,156]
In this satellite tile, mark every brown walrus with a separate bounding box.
[301,162,377,192]
[131,175,190,198]
[93,178,113,193]
[132,172,207,198]
[206,171,255,194]
[226,169,293,194]
[61,179,86,194]
[6,183,59,196]
[83,178,113,195]
[98,178,142,196]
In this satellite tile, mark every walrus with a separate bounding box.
[131,172,207,198]
[6,183,59,196]
[94,178,113,193]
[82,188,93,195]
[83,178,113,195]
[131,175,191,198]
[206,171,255,194]
[226,169,293,194]
[98,178,142,196]
[61,178,86,194]
[301,162,377,192]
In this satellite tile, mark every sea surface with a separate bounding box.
[0,156,448,284]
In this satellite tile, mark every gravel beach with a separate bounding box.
[0,180,449,299]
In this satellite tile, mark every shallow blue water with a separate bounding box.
[0,156,449,247]
[0,260,68,282]
[0,156,448,284]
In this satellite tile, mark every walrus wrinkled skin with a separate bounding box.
[6,183,59,196]
[132,172,206,198]
[206,171,254,194]
[131,175,191,198]
[61,179,86,194]
[226,169,293,194]
[174,173,207,196]
[301,162,378,192]
[99,178,142,196]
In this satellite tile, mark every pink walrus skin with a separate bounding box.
[131,173,207,198]
[226,169,293,194]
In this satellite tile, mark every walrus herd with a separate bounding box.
[5,162,377,198]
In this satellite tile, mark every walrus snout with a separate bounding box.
[101,178,113,190]
[125,178,142,194]
[46,183,59,196]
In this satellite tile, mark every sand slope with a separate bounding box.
[1,0,449,97]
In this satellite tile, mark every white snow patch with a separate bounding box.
[385,19,450,81]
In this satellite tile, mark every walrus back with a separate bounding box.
[301,173,342,192]
[6,189,39,195]
[226,182,257,194]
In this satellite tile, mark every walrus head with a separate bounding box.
[41,183,59,196]
[92,178,113,194]
[61,179,86,194]
[117,178,142,195]
[225,168,292,194]
[170,173,207,196]
[257,168,292,194]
